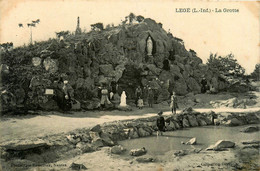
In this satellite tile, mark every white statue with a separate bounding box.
[147,36,153,56]
[119,91,127,107]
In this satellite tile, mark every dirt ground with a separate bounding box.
[25,145,258,171]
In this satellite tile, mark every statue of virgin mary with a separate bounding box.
[146,36,153,56]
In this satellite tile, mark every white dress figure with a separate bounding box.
[147,36,153,56]
[119,91,127,107]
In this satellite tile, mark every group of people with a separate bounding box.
[135,86,178,114]
[134,85,155,109]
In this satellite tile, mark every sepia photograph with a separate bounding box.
[0,0,259,170]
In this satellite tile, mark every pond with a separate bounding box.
[119,124,260,156]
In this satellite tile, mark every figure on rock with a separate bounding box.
[119,91,127,107]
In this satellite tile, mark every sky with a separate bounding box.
[0,0,259,74]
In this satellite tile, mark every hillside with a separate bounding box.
[0,17,230,112]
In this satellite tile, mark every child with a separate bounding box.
[137,97,144,109]
[156,111,165,136]
[170,91,178,114]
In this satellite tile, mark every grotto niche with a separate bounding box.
[163,59,170,71]
[117,65,142,100]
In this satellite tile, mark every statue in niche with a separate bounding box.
[146,36,153,56]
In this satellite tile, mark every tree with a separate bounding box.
[55,31,70,39]
[250,63,260,81]
[207,53,245,77]
[91,23,104,31]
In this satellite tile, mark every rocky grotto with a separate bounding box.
[1,14,259,171]
[1,16,244,113]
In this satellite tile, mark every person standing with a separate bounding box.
[201,77,207,93]
[135,86,142,107]
[147,87,154,108]
[137,97,144,109]
[62,80,73,111]
[100,85,111,109]
[170,91,178,114]
[156,111,165,136]
[143,85,149,105]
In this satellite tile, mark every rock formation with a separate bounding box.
[0,15,231,111]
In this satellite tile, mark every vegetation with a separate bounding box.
[207,53,245,77]
[91,23,104,31]
[250,63,260,81]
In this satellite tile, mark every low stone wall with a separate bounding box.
[1,110,259,165]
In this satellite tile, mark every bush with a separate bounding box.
[250,63,260,81]
[207,53,245,77]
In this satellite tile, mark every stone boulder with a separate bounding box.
[66,134,81,145]
[146,64,161,76]
[241,140,260,145]
[165,121,176,131]
[110,145,125,154]
[246,113,260,124]
[39,99,59,111]
[99,64,114,77]
[241,126,259,133]
[186,77,201,94]
[91,138,104,149]
[182,118,190,128]
[138,128,150,137]
[136,156,155,163]
[76,142,94,153]
[0,64,10,74]
[1,139,48,150]
[100,132,115,146]
[173,150,189,157]
[187,115,199,127]
[186,137,197,145]
[174,79,188,95]
[114,64,126,82]
[43,57,58,73]
[130,147,147,156]
[224,118,244,126]
[75,77,94,90]
[81,99,100,110]
[174,148,202,157]
[32,57,42,66]
[156,88,170,103]
[69,162,87,170]
[170,64,182,78]
[90,125,102,133]
[207,140,235,151]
